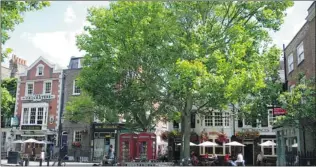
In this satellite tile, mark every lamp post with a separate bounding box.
[57,117,65,166]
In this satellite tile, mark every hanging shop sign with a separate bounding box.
[273,108,287,116]
[21,94,55,101]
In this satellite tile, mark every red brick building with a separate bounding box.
[14,57,63,143]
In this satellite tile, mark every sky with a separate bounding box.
[2,1,314,68]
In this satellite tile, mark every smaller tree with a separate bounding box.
[1,78,17,119]
[277,77,316,130]
[64,92,119,124]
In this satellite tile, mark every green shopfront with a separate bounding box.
[273,126,300,166]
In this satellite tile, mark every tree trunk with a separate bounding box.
[180,116,185,159]
[182,92,193,159]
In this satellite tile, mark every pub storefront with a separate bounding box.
[92,123,125,161]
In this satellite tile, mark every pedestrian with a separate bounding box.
[257,151,264,166]
[235,152,245,166]
[108,145,114,159]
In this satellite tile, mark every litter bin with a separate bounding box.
[7,151,20,164]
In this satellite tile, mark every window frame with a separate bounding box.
[297,42,304,65]
[73,80,81,95]
[261,139,277,156]
[73,131,82,142]
[204,112,230,127]
[25,82,34,96]
[200,138,231,156]
[36,64,44,76]
[43,81,52,94]
[20,104,48,126]
[287,53,294,73]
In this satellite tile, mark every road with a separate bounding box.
[1,159,98,166]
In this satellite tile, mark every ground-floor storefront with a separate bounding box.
[230,135,277,166]
[91,123,125,161]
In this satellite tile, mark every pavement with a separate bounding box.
[1,159,98,166]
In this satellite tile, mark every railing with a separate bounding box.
[286,150,316,166]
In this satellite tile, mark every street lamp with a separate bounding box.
[57,116,65,166]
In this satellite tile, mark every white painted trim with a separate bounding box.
[72,79,81,95]
[261,138,277,156]
[25,82,34,96]
[36,64,44,76]
[43,80,52,94]
[56,71,63,131]
[19,56,62,76]
[14,79,21,116]
[18,78,60,83]
[296,41,304,65]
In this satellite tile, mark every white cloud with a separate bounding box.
[64,6,76,23]
[29,27,84,68]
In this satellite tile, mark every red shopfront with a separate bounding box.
[119,132,156,162]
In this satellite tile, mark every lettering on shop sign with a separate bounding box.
[94,125,118,129]
[21,125,42,130]
[21,94,55,101]
[241,128,270,133]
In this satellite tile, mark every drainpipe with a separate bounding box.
[57,72,66,166]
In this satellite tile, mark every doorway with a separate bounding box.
[244,143,254,165]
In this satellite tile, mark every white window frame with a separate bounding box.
[36,64,44,76]
[297,42,304,65]
[200,138,231,156]
[287,53,294,73]
[204,112,230,127]
[43,81,52,94]
[268,109,276,127]
[73,131,82,142]
[20,103,49,126]
[261,139,277,156]
[25,82,34,96]
[73,80,81,95]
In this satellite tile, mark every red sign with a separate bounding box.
[273,108,287,115]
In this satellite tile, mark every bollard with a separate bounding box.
[39,159,42,166]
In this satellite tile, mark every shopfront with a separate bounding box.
[92,123,125,161]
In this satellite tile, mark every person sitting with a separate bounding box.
[235,152,245,166]
[225,152,236,166]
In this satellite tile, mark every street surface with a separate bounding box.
[1,159,97,166]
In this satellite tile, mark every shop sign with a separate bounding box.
[10,116,19,127]
[94,124,118,129]
[21,94,55,101]
[21,125,42,130]
[273,108,287,115]
[241,128,270,133]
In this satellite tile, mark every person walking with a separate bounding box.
[257,151,264,166]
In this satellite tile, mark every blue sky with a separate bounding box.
[2,1,314,68]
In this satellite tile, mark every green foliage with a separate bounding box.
[1,78,17,118]
[64,92,119,124]
[1,1,50,60]
[277,78,316,129]
[76,1,293,157]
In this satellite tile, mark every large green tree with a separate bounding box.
[76,1,293,158]
[1,1,50,60]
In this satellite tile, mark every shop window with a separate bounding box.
[201,138,231,155]
[261,139,276,156]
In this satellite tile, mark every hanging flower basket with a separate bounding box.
[216,133,229,144]
[160,131,168,141]
[235,131,260,140]
[200,131,208,142]
[72,141,81,148]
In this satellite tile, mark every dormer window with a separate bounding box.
[37,64,44,76]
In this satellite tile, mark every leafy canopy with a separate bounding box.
[1,1,50,60]
[1,78,17,118]
[76,1,293,158]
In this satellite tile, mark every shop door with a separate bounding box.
[244,144,254,165]
[94,139,105,160]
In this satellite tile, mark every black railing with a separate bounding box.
[286,150,316,166]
